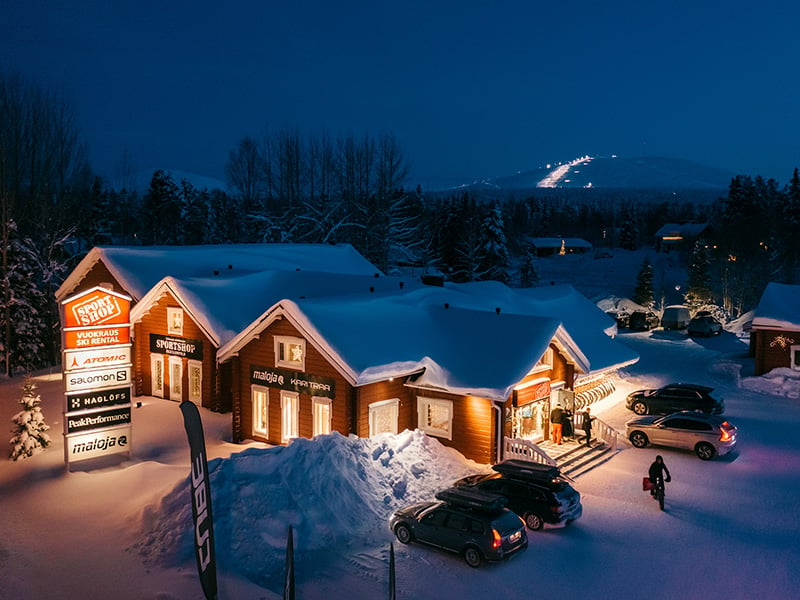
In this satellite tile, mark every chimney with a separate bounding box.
[444,303,450,309]
[213,270,219,276]
[496,307,501,315]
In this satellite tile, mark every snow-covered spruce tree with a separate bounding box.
[633,258,655,308]
[684,240,714,311]
[9,377,51,460]
[519,250,539,288]
[477,203,510,283]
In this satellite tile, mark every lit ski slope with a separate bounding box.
[536,155,594,188]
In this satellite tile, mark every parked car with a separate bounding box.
[626,383,724,415]
[628,310,660,331]
[661,305,691,330]
[626,411,738,460]
[606,310,630,329]
[687,314,723,337]
[389,487,528,567]
[451,460,582,531]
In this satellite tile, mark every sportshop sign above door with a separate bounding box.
[61,287,134,467]
[150,334,204,361]
[250,365,336,399]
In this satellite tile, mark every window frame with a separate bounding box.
[312,396,332,437]
[280,390,300,443]
[251,385,269,438]
[274,335,306,371]
[417,396,454,440]
[791,345,800,371]
[368,398,399,437]
[167,307,184,336]
[188,359,202,404]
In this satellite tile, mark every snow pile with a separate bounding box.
[595,295,651,316]
[134,429,485,589]
[742,367,800,399]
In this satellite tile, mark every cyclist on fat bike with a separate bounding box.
[648,455,671,497]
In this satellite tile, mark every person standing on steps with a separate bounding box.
[550,403,565,445]
[581,406,594,446]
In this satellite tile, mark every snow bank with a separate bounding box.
[133,430,486,589]
[742,367,800,399]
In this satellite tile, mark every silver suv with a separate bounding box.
[626,411,738,460]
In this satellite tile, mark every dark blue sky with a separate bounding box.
[3,0,799,188]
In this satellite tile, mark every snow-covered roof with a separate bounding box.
[56,243,382,302]
[217,280,638,400]
[654,223,708,238]
[752,282,800,331]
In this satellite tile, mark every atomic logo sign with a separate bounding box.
[61,286,134,466]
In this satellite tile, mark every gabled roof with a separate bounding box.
[55,243,382,302]
[218,295,566,401]
[752,282,800,331]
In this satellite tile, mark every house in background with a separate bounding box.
[528,237,593,257]
[750,282,800,375]
[654,223,708,253]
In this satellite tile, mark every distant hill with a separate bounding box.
[429,155,735,202]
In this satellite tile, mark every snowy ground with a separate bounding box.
[1,249,799,599]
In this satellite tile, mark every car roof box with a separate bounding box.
[435,487,507,512]
[492,459,561,481]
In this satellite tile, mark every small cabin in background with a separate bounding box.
[528,237,592,257]
[654,223,708,253]
[750,283,800,375]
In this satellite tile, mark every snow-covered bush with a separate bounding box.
[9,377,52,460]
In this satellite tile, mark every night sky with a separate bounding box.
[3,0,799,189]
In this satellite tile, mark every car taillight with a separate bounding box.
[720,428,732,442]
[492,529,502,549]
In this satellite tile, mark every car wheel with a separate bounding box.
[696,442,716,460]
[524,512,544,531]
[629,431,648,448]
[632,401,648,415]
[394,523,413,544]
[463,545,483,568]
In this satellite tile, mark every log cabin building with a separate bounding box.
[57,245,638,464]
[750,282,800,376]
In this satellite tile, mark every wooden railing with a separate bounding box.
[574,412,619,451]
[503,436,557,466]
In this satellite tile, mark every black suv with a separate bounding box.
[626,383,724,416]
[389,487,528,567]
[452,460,582,531]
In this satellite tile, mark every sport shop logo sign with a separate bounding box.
[63,287,131,329]
[65,366,132,393]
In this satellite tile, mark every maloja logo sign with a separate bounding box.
[64,346,132,371]
[66,426,131,462]
[63,287,131,328]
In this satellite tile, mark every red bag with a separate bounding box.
[642,477,652,491]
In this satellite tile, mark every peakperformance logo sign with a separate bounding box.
[66,406,131,434]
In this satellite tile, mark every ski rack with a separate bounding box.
[492,459,562,482]
[435,487,507,512]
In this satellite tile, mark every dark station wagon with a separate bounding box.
[626,383,725,416]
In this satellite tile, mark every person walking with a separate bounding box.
[550,403,565,445]
[581,406,594,446]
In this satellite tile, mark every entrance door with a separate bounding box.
[168,356,183,402]
[150,354,164,398]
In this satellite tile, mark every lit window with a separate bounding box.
[252,385,269,437]
[312,397,332,436]
[369,399,399,436]
[167,307,184,336]
[281,391,299,443]
[275,336,305,370]
[188,360,202,404]
[417,396,453,440]
[530,347,554,373]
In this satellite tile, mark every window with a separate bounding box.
[188,360,202,404]
[369,399,399,436]
[169,356,183,402]
[417,396,453,440]
[792,346,800,371]
[275,336,305,370]
[281,391,299,443]
[312,397,332,437]
[167,307,184,336]
[530,347,554,372]
[252,385,269,437]
[150,354,164,398]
